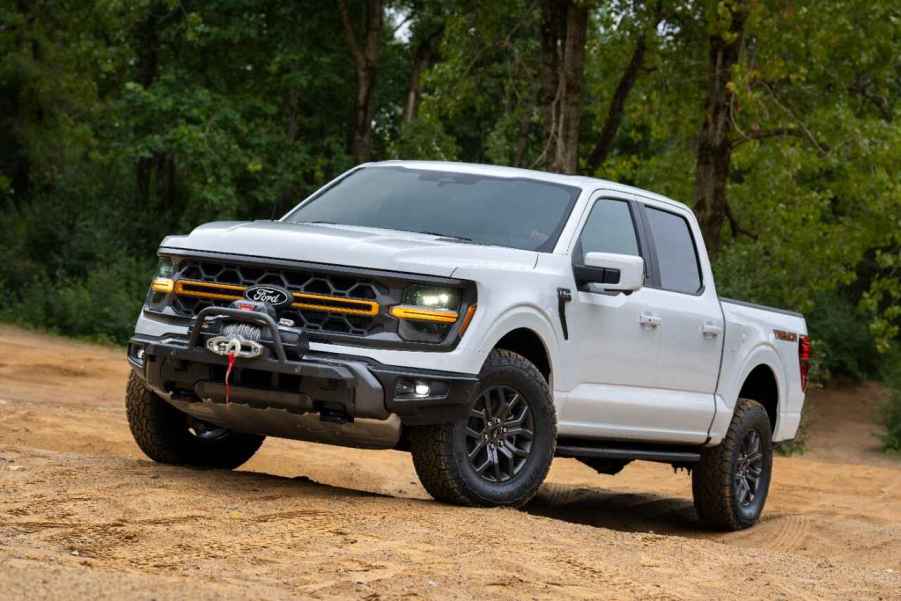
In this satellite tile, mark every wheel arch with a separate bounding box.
[492,327,552,384]
[738,363,779,433]
[476,305,559,387]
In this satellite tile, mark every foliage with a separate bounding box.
[879,350,901,453]
[0,0,898,385]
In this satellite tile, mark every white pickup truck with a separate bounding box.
[126,160,809,530]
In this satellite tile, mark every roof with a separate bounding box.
[369,160,689,211]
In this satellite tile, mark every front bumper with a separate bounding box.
[129,308,479,438]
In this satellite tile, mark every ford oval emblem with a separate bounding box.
[244,285,292,308]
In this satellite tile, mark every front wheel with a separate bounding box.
[692,398,773,530]
[409,349,556,507]
[125,372,264,470]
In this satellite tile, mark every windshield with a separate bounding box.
[283,166,581,252]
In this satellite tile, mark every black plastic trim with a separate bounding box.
[555,437,704,464]
[370,365,479,426]
[131,333,479,427]
[556,288,572,340]
[556,445,700,464]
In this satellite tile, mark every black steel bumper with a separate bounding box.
[129,307,479,427]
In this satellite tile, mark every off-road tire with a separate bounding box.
[409,349,556,507]
[692,398,773,530]
[126,372,264,470]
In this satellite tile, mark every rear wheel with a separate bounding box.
[409,349,556,507]
[125,372,264,470]
[692,398,773,530]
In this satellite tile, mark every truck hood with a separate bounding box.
[159,221,539,278]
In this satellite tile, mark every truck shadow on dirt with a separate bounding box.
[158,461,703,537]
[525,482,702,536]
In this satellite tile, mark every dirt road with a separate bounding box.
[1,325,899,600]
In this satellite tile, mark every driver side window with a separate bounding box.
[577,199,640,257]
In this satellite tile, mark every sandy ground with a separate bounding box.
[0,324,899,600]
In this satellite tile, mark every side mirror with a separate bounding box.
[575,252,644,293]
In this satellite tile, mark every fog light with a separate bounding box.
[395,378,449,401]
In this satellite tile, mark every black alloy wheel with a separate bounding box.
[464,385,534,483]
[734,429,764,507]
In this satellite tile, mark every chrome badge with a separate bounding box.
[244,285,292,308]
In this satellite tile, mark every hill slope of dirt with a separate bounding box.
[1,325,899,600]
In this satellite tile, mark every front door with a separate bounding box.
[558,196,664,439]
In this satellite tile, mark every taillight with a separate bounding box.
[798,335,811,392]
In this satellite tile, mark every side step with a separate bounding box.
[556,445,701,465]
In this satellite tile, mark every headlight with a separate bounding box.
[150,257,175,294]
[391,286,460,324]
[156,257,175,278]
[391,285,464,343]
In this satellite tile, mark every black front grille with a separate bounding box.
[169,259,395,337]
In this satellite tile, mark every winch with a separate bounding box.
[204,300,281,402]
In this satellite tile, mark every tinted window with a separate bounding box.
[284,166,580,252]
[646,207,702,294]
[578,199,640,257]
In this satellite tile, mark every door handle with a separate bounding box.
[639,312,662,328]
[702,322,722,338]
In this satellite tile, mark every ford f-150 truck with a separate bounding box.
[126,160,809,530]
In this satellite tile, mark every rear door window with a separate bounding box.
[645,207,703,294]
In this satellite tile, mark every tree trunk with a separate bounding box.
[338,0,384,163]
[539,0,588,174]
[585,0,666,173]
[694,0,749,255]
[550,3,588,174]
[539,0,564,163]
[134,2,163,205]
[403,26,443,123]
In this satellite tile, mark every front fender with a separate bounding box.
[472,304,560,379]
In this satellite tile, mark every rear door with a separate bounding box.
[636,203,723,437]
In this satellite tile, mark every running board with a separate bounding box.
[556,445,701,464]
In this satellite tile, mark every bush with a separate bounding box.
[879,350,901,453]
[0,255,154,345]
[805,291,881,382]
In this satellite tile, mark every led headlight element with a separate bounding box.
[403,286,460,310]
[391,286,462,324]
[156,257,175,278]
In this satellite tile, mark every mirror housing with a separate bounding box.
[575,252,644,293]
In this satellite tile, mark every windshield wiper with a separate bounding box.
[417,231,475,242]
